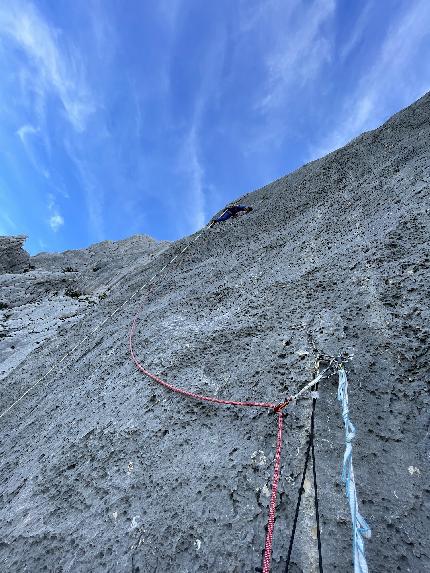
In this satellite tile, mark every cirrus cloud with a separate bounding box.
[0,1,95,132]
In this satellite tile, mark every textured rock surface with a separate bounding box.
[0,93,429,572]
[0,235,30,274]
[0,235,168,383]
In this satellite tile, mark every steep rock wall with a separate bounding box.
[0,94,429,572]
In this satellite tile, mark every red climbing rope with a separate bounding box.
[262,411,284,573]
[129,308,283,571]
[129,315,277,410]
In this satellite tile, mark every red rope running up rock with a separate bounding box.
[262,411,284,573]
[129,312,284,572]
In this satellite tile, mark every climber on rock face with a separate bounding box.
[208,204,253,228]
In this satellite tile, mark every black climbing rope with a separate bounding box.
[311,409,323,572]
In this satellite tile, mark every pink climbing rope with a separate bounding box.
[129,315,277,410]
[262,411,284,573]
[129,310,284,572]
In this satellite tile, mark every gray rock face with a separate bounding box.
[0,235,30,274]
[0,235,168,385]
[1,94,429,573]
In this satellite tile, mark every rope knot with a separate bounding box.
[273,397,291,413]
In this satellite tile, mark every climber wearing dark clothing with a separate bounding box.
[209,204,253,227]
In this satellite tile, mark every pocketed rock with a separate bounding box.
[0,94,429,572]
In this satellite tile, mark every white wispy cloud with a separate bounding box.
[38,238,48,251]
[16,123,38,142]
[0,2,109,241]
[338,1,371,62]
[170,23,229,234]
[63,141,105,240]
[15,123,51,178]
[233,0,336,163]
[181,125,206,231]
[310,0,430,159]
[256,0,335,113]
[0,1,95,132]
[46,193,64,232]
[49,213,64,232]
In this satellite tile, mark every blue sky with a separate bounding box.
[0,0,429,255]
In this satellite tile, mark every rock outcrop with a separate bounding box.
[0,93,429,572]
[0,235,168,383]
[0,235,30,274]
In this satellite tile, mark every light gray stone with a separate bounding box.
[0,94,429,572]
[0,235,30,274]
